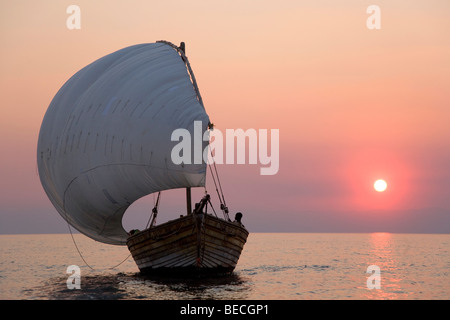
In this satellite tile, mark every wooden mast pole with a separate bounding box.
[186,188,192,215]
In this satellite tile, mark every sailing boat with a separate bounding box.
[37,41,248,276]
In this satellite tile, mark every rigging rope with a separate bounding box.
[207,144,230,221]
[158,41,230,221]
[213,159,229,219]
[67,223,94,270]
[156,40,204,108]
[66,222,131,271]
[208,159,223,206]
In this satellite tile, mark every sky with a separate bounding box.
[1,0,449,235]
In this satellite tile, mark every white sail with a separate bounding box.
[37,42,210,245]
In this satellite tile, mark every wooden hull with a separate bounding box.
[126,213,249,276]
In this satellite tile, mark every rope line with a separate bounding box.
[207,144,230,221]
[67,223,94,270]
[156,40,204,108]
[66,222,132,271]
[208,155,224,206]
[213,160,226,206]
[158,40,230,221]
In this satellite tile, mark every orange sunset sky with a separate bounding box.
[1,0,449,234]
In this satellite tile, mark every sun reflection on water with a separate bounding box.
[364,232,410,299]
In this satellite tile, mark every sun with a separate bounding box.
[374,179,387,192]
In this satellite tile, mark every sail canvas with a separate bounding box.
[37,42,210,245]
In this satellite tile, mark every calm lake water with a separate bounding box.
[0,233,449,300]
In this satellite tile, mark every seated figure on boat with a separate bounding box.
[233,212,244,227]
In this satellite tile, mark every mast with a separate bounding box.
[180,42,192,216]
[186,188,192,215]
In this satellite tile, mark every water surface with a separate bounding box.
[0,233,448,300]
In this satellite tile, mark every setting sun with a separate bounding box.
[374,179,387,192]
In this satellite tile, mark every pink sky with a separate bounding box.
[1,1,449,234]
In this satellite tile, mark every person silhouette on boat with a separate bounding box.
[233,212,244,226]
